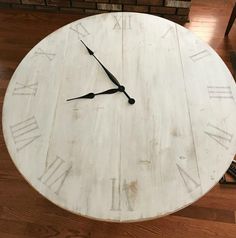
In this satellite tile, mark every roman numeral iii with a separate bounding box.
[10,116,41,152]
[207,86,233,99]
[205,123,233,150]
[38,156,72,195]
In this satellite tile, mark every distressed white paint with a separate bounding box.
[2,13,236,222]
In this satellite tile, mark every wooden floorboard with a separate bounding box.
[0,0,236,237]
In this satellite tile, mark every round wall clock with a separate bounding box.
[2,12,236,222]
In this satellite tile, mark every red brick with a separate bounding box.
[97,3,122,11]
[111,0,136,4]
[72,1,96,9]
[165,0,191,8]
[177,7,190,15]
[35,5,58,11]
[0,2,11,8]
[0,0,20,3]
[60,7,85,13]
[150,6,176,14]
[163,14,188,23]
[22,0,44,5]
[12,3,35,9]
[46,0,70,7]
[123,4,149,13]
[85,9,108,14]
[85,0,109,2]
[137,0,163,6]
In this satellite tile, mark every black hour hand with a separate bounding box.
[67,88,120,101]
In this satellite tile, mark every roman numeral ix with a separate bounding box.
[13,82,38,96]
[10,116,41,152]
[38,156,72,195]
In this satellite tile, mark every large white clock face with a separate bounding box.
[2,12,236,222]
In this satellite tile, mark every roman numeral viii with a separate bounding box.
[13,81,38,96]
[10,116,41,152]
[38,156,72,195]
[205,123,233,150]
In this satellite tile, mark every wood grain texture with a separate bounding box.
[0,0,236,235]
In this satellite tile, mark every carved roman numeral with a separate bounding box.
[190,49,210,62]
[110,178,135,211]
[10,116,41,152]
[177,164,200,193]
[70,23,90,39]
[161,26,173,38]
[110,178,121,211]
[122,180,135,211]
[207,86,233,99]
[34,48,56,61]
[205,123,233,150]
[13,82,38,96]
[113,15,132,30]
[38,156,72,195]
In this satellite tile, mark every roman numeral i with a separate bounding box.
[10,116,41,152]
[38,156,72,195]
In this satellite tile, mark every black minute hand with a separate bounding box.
[67,88,120,101]
[80,40,135,105]
[80,40,121,87]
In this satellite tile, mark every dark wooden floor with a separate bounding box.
[0,0,236,237]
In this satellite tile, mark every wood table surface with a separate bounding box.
[0,0,236,236]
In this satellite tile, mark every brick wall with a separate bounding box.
[0,0,191,23]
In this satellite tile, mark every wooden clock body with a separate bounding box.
[2,13,236,222]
